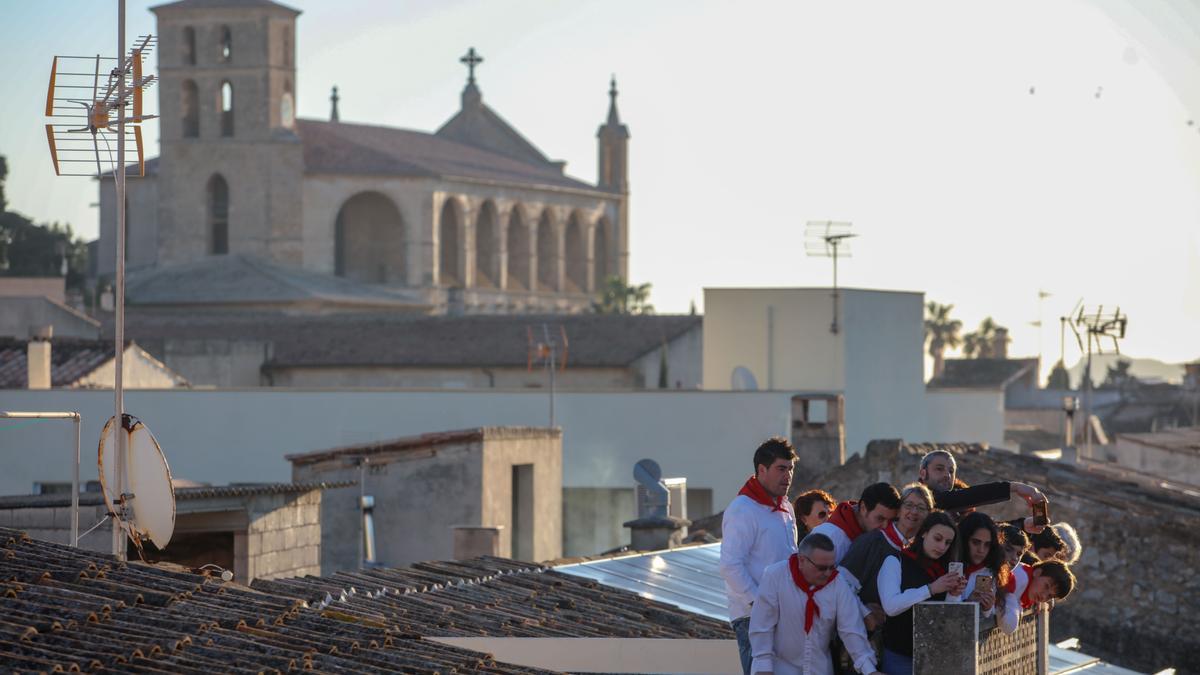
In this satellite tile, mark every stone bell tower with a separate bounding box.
[597,77,631,280]
[151,0,304,266]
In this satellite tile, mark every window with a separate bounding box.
[220,81,234,137]
[181,79,199,138]
[282,26,292,67]
[183,27,196,65]
[219,26,232,62]
[208,175,229,255]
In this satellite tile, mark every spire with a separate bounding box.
[330,86,340,122]
[459,47,483,108]
[607,75,621,126]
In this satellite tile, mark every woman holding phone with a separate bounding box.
[876,511,965,675]
[953,512,1011,620]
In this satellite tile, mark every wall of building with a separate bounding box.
[72,345,188,388]
[630,324,703,390]
[926,389,1007,450]
[266,365,638,390]
[242,490,322,582]
[147,338,269,387]
[1111,435,1200,485]
[0,278,66,302]
[0,297,100,340]
[478,429,562,562]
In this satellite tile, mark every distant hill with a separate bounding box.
[1068,353,1189,386]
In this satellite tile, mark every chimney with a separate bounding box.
[993,327,1009,360]
[625,459,689,550]
[27,325,52,390]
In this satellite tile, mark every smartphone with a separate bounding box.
[1032,501,1050,526]
[948,561,963,578]
[976,574,993,594]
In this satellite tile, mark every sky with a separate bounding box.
[2,0,1199,377]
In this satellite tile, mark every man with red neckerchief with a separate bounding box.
[721,438,801,675]
[809,483,901,565]
[998,559,1076,634]
[749,533,883,675]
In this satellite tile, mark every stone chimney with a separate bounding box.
[992,327,1008,360]
[27,326,52,390]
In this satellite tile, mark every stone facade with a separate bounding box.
[804,440,1200,674]
[98,0,630,316]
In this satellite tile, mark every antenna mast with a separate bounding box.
[804,221,857,334]
[1071,304,1128,460]
[527,324,568,427]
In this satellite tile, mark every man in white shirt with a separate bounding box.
[809,482,901,564]
[721,437,800,675]
[750,533,883,675]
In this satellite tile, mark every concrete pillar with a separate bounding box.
[27,327,52,390]
[913,602,979,674]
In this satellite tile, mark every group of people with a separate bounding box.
[719,438,1079,675]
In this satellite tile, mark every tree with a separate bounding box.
[924,301,962,379]
[1102,358,1136,391]
[962,317,1006,359]
[593,276,654,315]
[0,154,89,288]
[1046,359,1071,390]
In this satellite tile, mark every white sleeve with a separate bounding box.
[998,593,1020,634]
[748,570,779,674]
[877,556,932,617]
[836,582,878,675]
[720,506,759,600]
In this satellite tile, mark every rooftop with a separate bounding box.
[1115,426,1200,456]
[286,427,562,465]
[928,357,1039,389]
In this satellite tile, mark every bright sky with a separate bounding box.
[2,0,1199,374]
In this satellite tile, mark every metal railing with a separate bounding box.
[0,411,82,546]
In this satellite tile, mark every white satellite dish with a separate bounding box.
[98,414,175,550]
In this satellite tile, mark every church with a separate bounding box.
[98,0,631,315]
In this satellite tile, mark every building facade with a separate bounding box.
[99,0,630,315]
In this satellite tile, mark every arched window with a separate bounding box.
[439,199,461,286]
[181,80,199,138]
[219,26,232,62]
[334,192,405,284]
[506,206,529,290]
[220,81,234,137]
[474,201,498,288]
[182,27,196,65]
[564,212,586,293]
[208,175,229,255]
[536,210,557,291]
[593,218,610,290]
[282,26,292,67]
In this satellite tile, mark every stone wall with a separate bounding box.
[242,491,321,582]
[805,440,1200,674]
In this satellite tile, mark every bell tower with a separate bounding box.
[151,0,304,265]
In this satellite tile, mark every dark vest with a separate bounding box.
[882,554,947,657]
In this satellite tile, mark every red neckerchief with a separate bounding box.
[1004,563,1033,608]
[965,562,987,577]
[788,554,840,633]
[901,548,946,581]
[882,521,907,551]
[826,501,864,541]
[738,476,785,512]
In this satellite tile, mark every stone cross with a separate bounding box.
[460,47,483,84]
[330,86,340,122]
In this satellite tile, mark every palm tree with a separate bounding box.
[924,301,962,379]
[593,276,654,315]
[963,317,1003,359]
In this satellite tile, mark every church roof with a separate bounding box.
[296,119,596,192]
[151,0,300,14]
[124,254,428,310]
[435,84,555,166]
[115,311,702,369]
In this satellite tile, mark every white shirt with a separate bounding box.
[876,555,932,618]
[809,519,855,564]
[720,494,798,620]
[948,567,997,619]
[998,563,1031,634]
[749,560,878,675]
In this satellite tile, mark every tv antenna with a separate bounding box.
[97,414,176,559]
[1063,302,1127,460]
[804,221,857,334]
[527,324,569,427]
[43,1,157,561]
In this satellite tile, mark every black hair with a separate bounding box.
[999,524,1030,553]
[860,482,902,511]
[753,437,798,473]
[958,511,1010,590]
[1031,560,1076,600]
[907,510,958,567]
[1030,525,1066,554]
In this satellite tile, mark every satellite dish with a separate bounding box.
[98,414,175,550]
[731,366,759,391]
[633,458,663,487]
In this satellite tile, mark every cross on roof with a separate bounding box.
[460,47,483,84]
